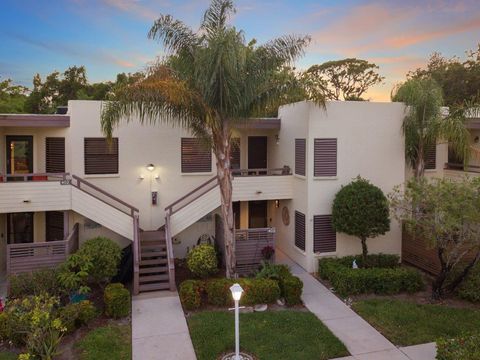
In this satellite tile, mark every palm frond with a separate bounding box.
[201,0,235,36]
[148,15,198,55]
[259,35,311,66]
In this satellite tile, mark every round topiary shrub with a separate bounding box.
[187,244,218,278]
[332,176,390,264]
[79,237,122,284]
[104,283,131,319]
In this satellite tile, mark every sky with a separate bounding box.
[1,0,479,101]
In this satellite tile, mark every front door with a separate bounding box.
[6,135,33,181]
[7,212,34,244]
[248,136,267,170]
[249,201,268,228]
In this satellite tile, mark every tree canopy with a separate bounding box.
[408,44,480,106]
[304,58,384,101]
[0,77,28,113]
[332,176,390,263]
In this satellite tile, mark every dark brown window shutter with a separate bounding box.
[295,210,306,251]
[425,143,436,170]
[231,138,241,170]
[295,138,306,176]
[314,138,337,177]
[313,215,336,253]
[181,138,212,173]
[84,138,119,175]
[46,137,65,173]
[46,211,64,241]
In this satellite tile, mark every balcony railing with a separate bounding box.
[232,167,291,176]
[0,172,68,182]
[6,223,79,276]
[445,162,480,173]
[235,227,276,275]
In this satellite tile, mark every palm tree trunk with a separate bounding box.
[414,143,425,178]
[214,125,236,278]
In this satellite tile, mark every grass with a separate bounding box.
[187,310,348,360]
[0,352,17,360]
[75,324,131,360]
[353,299,480,346]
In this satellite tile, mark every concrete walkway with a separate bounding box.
[276,251,437,360]
[132,291,196,360]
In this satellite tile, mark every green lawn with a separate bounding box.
[187,310,348,360]
[75,324,131,360]
[353,299,480,346]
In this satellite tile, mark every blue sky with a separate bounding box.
[1,0,479,100]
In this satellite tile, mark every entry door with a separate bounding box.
[249,201,268,228]
[6,135,33,181]
[7,212,34,244]
[248,136,267,170]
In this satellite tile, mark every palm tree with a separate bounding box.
[392,77,470,178]
[101,0,322,278]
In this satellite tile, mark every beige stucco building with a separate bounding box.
[1,99,443,294]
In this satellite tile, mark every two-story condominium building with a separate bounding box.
[0,100,407,295]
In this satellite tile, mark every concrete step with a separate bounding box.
[139,282,170,292]
[141,250,167,258]
[139,265,168,274]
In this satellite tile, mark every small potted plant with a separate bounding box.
[261,246,275,262]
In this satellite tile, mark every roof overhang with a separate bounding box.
[234,118,281,130]
[0,114,70,128]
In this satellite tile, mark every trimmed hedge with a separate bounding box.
[8,268,63,299]
[187,244,218,278]
[179,280,203,310]
[283,276,303,305]
[256,263,303,305]
[104,283,131,319]
[318,255,423,297]
[437,334,480,360]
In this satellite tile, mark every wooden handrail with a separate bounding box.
[165,176,218,214]
[164,213,176,291]
[71,174,139,217]
[132,215,140,295]
[0,172,69,182]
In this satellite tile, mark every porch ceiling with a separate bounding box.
[0,114,70,127]
[234,118,281,130]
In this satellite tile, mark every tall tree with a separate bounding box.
[0,78,28,113]
[101,0,322,277]
[408,45,480,106]
[304,58,384,100]
[391,77,470,178]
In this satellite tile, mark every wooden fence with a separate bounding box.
[235,228,275,275]
[7,223,79,276]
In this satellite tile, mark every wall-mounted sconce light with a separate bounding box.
[275,200,280,208]
[154,174,160,180]
[138,174,145,180]
[275,135,280,145]
[146,164,155,172]
[475,136,479,144]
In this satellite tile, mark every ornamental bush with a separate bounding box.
[283,276,303,305]
[104,283,131,319]
[179,280,203,310]
[256,262,303,305]
[9,268,64,299]
[318,256,423,297]
[437,334,480,360]
[332,177,390,263]
[187,244,218,278]
[59,300,97,333]
[205,278,233,306]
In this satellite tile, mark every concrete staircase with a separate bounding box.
[137,230,171,292]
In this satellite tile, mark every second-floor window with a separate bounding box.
[314,138,337,177]
[84,138,119,175]
[181,138,212,173]
[295,138,306,176]
[46,137,65,173]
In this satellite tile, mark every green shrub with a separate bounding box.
[104,283,131,319]
[457,263,480,303]
[318,256,423,297]
[179,280,203,310]
[205,278,233,306]
[59,300,97,333]
[437,334,480,360]
[243,278,280,305]
[283,276,303,305]
[187,244,218,278]
[8,268,63,299]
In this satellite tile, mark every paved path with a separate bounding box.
[132,291,196,360]
[276,251,437,360]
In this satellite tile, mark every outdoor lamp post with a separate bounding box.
[230,283,244,360]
